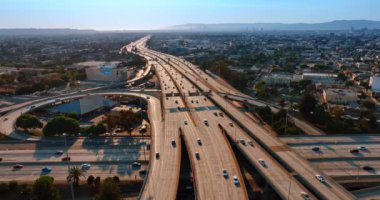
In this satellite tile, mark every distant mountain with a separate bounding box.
[0,28,97,36]
[168,20,380,31]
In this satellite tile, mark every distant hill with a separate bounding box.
[168,20,380,31]
[0,28,97,36]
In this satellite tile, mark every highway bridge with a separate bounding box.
[131,36,355,199]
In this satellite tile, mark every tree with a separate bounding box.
[87,175,95,187]
[311,106,331,126]
[330,107,344,118]
[67,167,85,187]
[112,176,120,183]
[32,176,60,200]
[87,123,107,135]
[94,176,101,188]
[66,112,79,120]
[95,178,121,200]
[299,93,317,118]
[43,116,80,136]
[337,73,347,82]
[16,114,43,130]
[254,81,266,97]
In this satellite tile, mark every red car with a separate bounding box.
[61,156,71,161]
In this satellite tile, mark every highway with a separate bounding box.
[0,137,150,182]
[136,36,355,199]
[131,37,249,200]
[133,37,317,199]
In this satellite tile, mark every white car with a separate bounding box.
[357,146,367,151]
[315,174,326,183]
[258,159,267,167]
[233,176,239,185]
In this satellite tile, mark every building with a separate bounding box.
[85,63,132,82]
[110,105,141,117]
[369,75,380,97]
[302,73,338,85]
[49,95,117,116]
[323,88,358,105]
[261,73,302,85]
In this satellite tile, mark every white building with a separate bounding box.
[85,63,132,82]
[369,75,380,97]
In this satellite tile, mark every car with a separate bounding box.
[312,147,320,151]
[146,96,150,99]
[203,119,209,126]
[300,192,311,200]
[362,165,374,171]
[175,100,178,104]
[195,152,200,160]
[13,164,23,169]
[219,113,224,117]
[156,152,160,159]
[233,176,239,185]
[222,169,228,178]
[229,122,234,127]
[315,174,326,183]
[357,146,367,151]
[184,120,188,125]
[350,149,359,153]
[239,139,246,145]
[258,159,267,167]
[0,158,2,162]
[55,150,64,155]
[41,167,52,173]
[197,138,202,145]
[247,140,254,146]
[191,100,194,103]
[195,100,199,104]
[132,162,142,167]
[61,156,71,161]
[171,139,176,146]
[81,163,91,170]
[3,117,8,121]
[213,112,218,117]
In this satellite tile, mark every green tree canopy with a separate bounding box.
[32,176,60,200]
[43,116,80,136]
[16,114,43,130]
[67,166,85,187]
[95,178,121,200]
[299,93,317,118]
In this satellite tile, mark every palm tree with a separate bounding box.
[67,166,85,187]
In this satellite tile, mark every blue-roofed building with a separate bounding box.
[49,95,117,116]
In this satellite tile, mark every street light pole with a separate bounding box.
[63,133,75,200]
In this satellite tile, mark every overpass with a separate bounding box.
[137,37,355,199]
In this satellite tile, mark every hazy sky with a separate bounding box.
[0,0,379,30]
